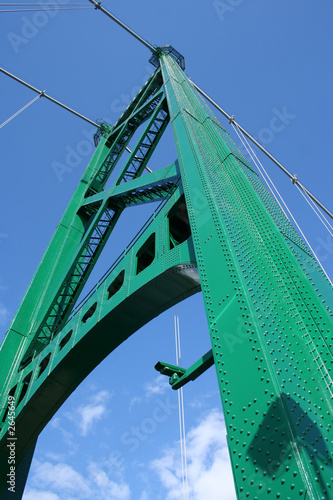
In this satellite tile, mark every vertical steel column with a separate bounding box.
[160,53,333,499]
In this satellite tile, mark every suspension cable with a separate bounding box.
[189,79,333,221]
[4,0,331,228]
[296,185,333,237]
[88,0,156,53]
[0,93,41,129]
[0,6,94,12]
[232,122,333,284]
[125,146,152,173]
[0,67,99,128]
[0,2,88,4]
[174,306,189,500]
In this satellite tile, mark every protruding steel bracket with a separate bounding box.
[155,349,214,390]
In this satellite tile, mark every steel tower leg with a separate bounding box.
[159,53,333,499]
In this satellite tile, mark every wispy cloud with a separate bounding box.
[144,375,169,398]
[44,451,69,463]
[128,395,143,410]
[187,389,220,410]
[26,460,92,498]
[88,462,130,499]
[150,409,236,500]
[50,417,78,454]
[24,456,131,500]
[23,490,60,500]
[129,375,169,410]
[0,302,10,326]
[66,389,112,436]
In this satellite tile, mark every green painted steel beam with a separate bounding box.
[0,187,199,493]
[154,361,186,379]
[108,87,164,145]
[155,348,214,389]
[115,97,169,184]
[159,52,333,500]
[81,161,179,208]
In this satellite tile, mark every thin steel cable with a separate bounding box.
[88,0,156,53]
[0,67,99,128]
[174,306,179,366]
[0,6,94,12]
[233,124,314,244]
[176,310,181,366]
[227,137,333,399]
[232,123,291,221]
[176,310,189,499]
[189,79,333,220]
[180,386,189,500]
[296,185,333,237]
[174,306,189,500]
[0,2,89,4]
[232,123,333,285]
[174,307,185,500]
[0,94,41,129]
[125,146,152,173]
[177,390,185,500]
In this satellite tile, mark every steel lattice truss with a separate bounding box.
[0,50,332,500]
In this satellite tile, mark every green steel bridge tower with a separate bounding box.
[0,33,332,500]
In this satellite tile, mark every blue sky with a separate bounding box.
[0,1,332,499]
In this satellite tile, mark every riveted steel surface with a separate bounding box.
[160,53,333,499]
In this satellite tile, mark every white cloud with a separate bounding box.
[187,389,220,410]
[23,490,60,500]
[44,451,68,462]
[88,462,130,499]
[0,302,9,326]
[24,456,131,500]
[129,375,170,410]
[28,460,92,498]
[50,417,78,453]
[144,375,169,398]
[129,395,143,410]
[66,390,111,436]
[150,409,236,500]
[78,403,106,436]
[91,389,110,404]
